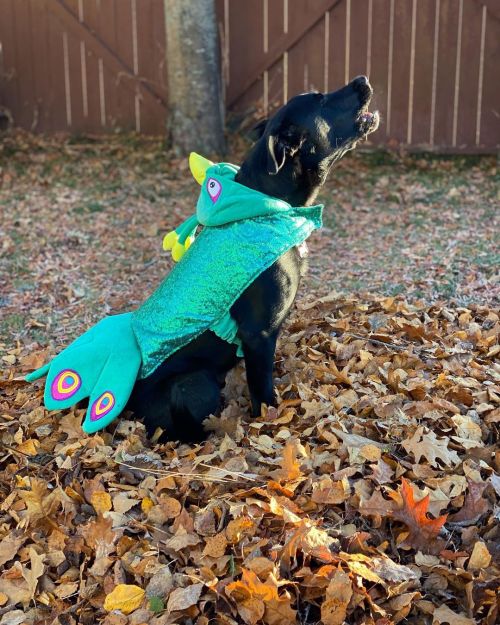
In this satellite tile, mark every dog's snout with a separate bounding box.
[352,75,373,104]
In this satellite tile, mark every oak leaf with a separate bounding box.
[402,426,460,467]
[81,515,120,577]
[18,478,61,525]
[390,479,447,554]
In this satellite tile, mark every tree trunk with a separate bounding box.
[164,0,225,156]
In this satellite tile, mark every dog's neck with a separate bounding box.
[235,139,326,207]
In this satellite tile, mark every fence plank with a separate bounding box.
[0,0,19,128]
[411,0,435,146]
[432,0,459,148]
[327,0,347,92]
[12,0,37,130]
[368,0,391,145]
[455,0,484,147]
[112,0,136,131]
[349,0,369,80]
[480,7,500,148]
[387,0,412,145]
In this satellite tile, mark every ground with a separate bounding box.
[0,133,498,624]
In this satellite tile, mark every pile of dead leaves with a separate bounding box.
[0,293,498,625]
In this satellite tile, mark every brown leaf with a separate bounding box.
[358,488,395,524]
[312,477,349,505]
[18,478,61,525]
[81,515,119,577]
[368,458,395,485]
[432,605,476,625]
[264,595,297,625]
[321,569,353,625]
[467,541,492,570]
[280,521,336,568]
[402,426,460,467]
[203,532,228,558]
[0,533,26,567]
[21,548,44,600]
[166,583,203,612]
[0,579,31,607]
[448,480,490,526]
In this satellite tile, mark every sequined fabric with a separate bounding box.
[133,208,322,379]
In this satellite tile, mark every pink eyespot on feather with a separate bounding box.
[51,369,81,401]
[90,391,115,421]
[206,177,222,203]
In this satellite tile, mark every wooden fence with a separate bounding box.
[0,0,499,152]
[0,0,167,134]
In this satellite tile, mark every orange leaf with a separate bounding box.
[390,479,447,554]
[90,491,112,515]
[226,570,279,625]
[273,439,303,482]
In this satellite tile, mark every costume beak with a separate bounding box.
[189,152,214,185]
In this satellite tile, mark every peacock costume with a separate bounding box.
[27,153,323,433]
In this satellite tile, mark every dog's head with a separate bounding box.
[252,76,379,177]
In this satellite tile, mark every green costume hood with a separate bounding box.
[26,153,323,433]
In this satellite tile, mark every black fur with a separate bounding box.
[128,76,379,441]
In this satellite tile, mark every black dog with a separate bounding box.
[129,76,379,441]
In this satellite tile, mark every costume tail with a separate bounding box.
[26,313,141,434]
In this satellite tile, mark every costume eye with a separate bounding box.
[206,177,222,203]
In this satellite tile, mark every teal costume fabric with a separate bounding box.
[26,154,323,434]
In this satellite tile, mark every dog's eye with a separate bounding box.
[206,177,222,203]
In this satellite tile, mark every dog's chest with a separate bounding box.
[297,242,309,258]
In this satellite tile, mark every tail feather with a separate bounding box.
[25,313,141,433]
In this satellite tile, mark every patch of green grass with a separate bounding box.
[74,201,106,214]
[0,312,25,337]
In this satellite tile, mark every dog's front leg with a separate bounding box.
[241,331,278,416]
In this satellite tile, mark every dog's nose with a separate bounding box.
[352,75,372,92]
[351,75,372,104]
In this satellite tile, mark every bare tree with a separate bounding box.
[164,0,225,155]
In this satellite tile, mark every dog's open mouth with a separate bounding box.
[358,110,380,136]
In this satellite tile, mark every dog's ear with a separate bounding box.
[248,118,268,141]
[266,126,304,175]
[266,135,287,175]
